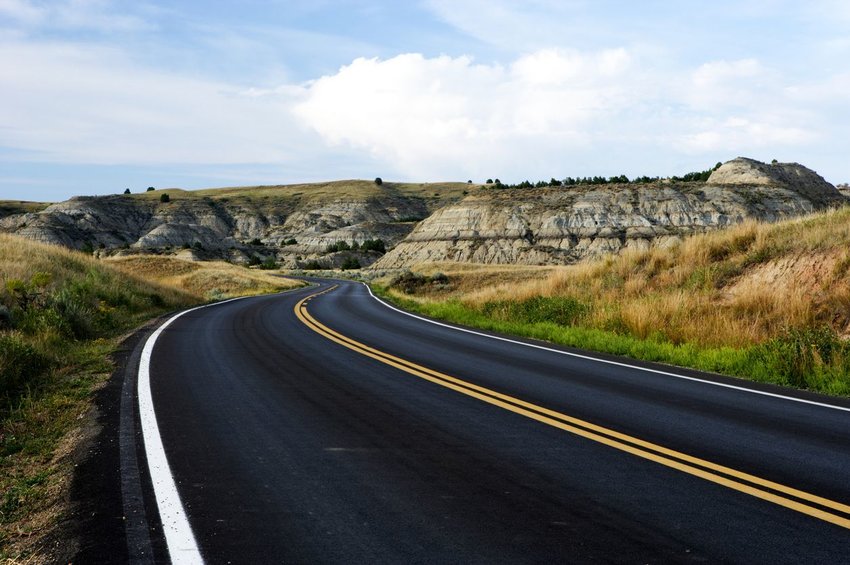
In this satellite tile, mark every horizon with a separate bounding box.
[2,1,849,201]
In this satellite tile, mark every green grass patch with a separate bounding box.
[0,250,199,559]
[372,286,850,397]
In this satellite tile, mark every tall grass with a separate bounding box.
[0,235,203,558]
[105,255,303,300]
[379,206,850,396]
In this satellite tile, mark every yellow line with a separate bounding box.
[294,288,850,530]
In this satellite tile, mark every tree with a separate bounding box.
[160,193,170,203]
[374,177,383,186]
[147,187,155,192]
[485,179,493,184]
[123,188,131,194]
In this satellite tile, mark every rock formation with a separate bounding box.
[1,159,845,269]
[373,158,846,268]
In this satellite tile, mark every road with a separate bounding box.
[82,278,850,563]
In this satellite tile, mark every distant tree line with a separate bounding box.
[325,239,386,254]
[483,162,723,190]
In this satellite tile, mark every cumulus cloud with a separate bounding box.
[0,33,839,184]
[293,49,651,178]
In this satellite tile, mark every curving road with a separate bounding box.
[82,278,850,563]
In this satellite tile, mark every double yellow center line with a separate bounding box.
[295,286,850,530]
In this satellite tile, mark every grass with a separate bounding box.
[104,255,303,300]
[0,237,302,560]
[0,201,50,219]
[129,180,476,206]
[377,206,850,396]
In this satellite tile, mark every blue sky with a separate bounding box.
[1,0,849,201]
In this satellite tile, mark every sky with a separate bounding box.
[1,0,849,201]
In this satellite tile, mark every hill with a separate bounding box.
[1,158,845,270]
[0,235,300,560]
[381,205,850,396]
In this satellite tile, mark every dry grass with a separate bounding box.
[131,180,476,205]
[105,255,303,300]
[397,206,850,349]
[0,234,194,307]
[0,202,50,219]
[0,238,302,560]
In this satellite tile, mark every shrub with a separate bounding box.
[302,260,323,270]
[481,296,589,327]
[146,187,155,192]
[0,333,51,398]
[360,239,386,253]
[193,241,203,251]
[374,177,383,186]
[0,305,11,330]
[391,272,429,294]
[249,238,264,246]
[325,241,351,253]
[283,238,297,245]
[260,257,278,270]
[50,286,96,339]
[160,193,170,203]
[341,256,361,270]
[123,188,131,195]
[752,326,850,389]
[247,255,262,267]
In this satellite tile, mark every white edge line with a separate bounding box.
[362,283,850,414]
[137,293,275,564]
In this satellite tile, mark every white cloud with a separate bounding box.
[0,39,313,164]
[293,49,650,179]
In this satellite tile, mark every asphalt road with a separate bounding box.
[89,278,850,563]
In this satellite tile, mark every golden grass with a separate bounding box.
[130,180,477,204]
[0,237,302,560]
[0,201,50,217]
[400,206,850,348]
[0,234,194,307]
[104,255,303,300]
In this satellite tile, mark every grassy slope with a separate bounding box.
[105,255,303,300]
[0,201,50,219]
[131,180,477,206]
[379,206,850,396]
[0,236,301,560]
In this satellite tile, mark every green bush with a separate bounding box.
[0,333,51,398]
[341,256,361,270]
[49,286,96,339]
[360,239,386,253]
[481,296,589,326]
[302,260,323,270]
[260,257,278,270]
[752,326,850,391]
[325,241,351,253]
[160,193,170,203]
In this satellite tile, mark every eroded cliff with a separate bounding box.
[1,159,844,269]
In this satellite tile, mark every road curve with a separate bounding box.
[117,279,850,563]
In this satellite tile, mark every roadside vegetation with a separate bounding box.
[378,206,850,396]
[0,236,301,560]
[105,255,302,300]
